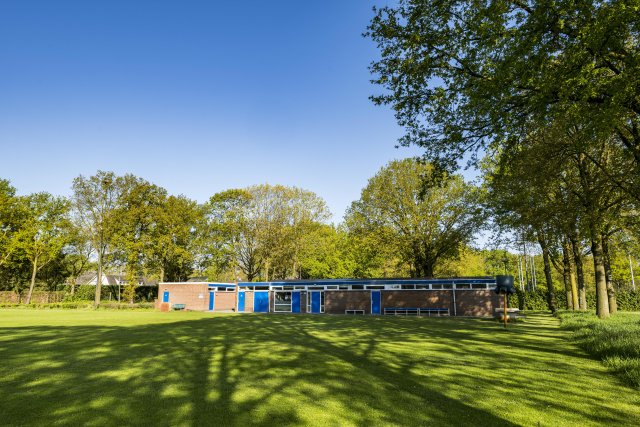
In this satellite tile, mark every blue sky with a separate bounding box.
[0,0,425,222]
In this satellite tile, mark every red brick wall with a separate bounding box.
[214,291,236,311]
[382,290,454,313]
[158,284,209,311]
[455,290,499,317]
[325,291,371,314]
[243,291,254,313]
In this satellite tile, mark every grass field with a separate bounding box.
[559,310,640,388]
[1,310,638,426]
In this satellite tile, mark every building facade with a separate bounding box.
[158,277,500,317]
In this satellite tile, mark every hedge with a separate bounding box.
[0,302,155,310]
[514,288,640,312]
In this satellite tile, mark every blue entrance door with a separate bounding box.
[238,291,245,312]
[371,291,381,314]
[162,291,169,303]
[254,292,269,312]
[291,292,301,313]
[310,291,321,313]
[209,291,215,311]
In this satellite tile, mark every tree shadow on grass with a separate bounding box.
[0,313,637,426]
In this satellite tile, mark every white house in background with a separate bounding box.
[75,273,158,287]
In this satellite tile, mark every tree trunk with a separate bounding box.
[422,261,434,278]
[570,233,587,310]
[561,241,574,310]
[25,256,38,305]
[538,236,556,312]
[562,240,579,310]
[602,235,618,314]
[159,264,165,283]
[591,236,610,319]
[95,252,103,306]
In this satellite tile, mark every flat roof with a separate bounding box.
[159,282,236,288]
[239,277,496,286]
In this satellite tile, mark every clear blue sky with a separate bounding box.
[0,0,424,222]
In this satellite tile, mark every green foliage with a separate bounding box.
[617,291,640,312]
[0,301,154,310]
[345,158,485,277]
[366,0,640,184]
[206,184,331,281]
[514,288,550,311]
[559,311,640,388]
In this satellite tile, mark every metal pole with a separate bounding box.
[452,287,457,316]
[630,255,636,291]
[531,255,537,291]
[504,292,508,328]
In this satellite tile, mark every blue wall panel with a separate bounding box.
[238,291,245,312]
[254,292,269,313]
[292,292,301,313]
[371,290,381,314]
[311,292,321,313]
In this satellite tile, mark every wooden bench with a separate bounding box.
[384,307,450,317]
[172,304,186,311]
[345,309,365,315]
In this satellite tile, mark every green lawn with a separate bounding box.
[0,311,638,426]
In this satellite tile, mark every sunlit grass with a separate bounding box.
[558,310,640,388]
[0,310,638,426]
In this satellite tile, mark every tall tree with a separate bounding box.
[366,0,640,199]
[13,193,70,304]
[206,185,331,281]
[71,171,124,306]
[0,179,24,269]
[346,159,484,277]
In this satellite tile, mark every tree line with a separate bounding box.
[1,156,638,309]
[366,0,640,318]
[0,161,486,305]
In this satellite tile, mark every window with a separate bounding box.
[274,291,292,312]
[456,284,471,289]
[401,284,415,290]
[472,284,488,290]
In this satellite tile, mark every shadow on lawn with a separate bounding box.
[0,314,635,426]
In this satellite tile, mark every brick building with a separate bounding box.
[157,282,236,312]
[158,278,501,317]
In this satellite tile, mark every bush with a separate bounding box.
[558,310,640,388]
[0,301,155,310]
[617,290,640,312]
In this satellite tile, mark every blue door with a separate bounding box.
[371,291,381,315]
[209,291,215,311]
[254,292,269,313]
[162,291,169,303]
[311,291,321,313]
[238,291,245,312]
[292,292,301,313]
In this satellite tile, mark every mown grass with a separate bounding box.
[558,310,640,388]
[0,310,638,426]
